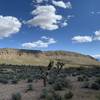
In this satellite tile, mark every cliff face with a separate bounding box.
[0,48,99,67]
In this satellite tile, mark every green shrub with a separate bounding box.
[43,92,62,100]
[11,78,18,84]
[64,91,73,99]
[0,78,8,84]
[40,88,48,99]
[40,88,62,100]
[82,75,89,81]
[82,82,89,88]
[12,92,21,100]
[95,78,100,85]
[48,77,55,85]
[26,84,33,92]
[27,78,33,83]
[90,82,100,90]
[52,93,62,100]
[77,76,84,82]
[52,78,70,90]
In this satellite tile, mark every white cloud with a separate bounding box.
[41,36,49,39]
[72,36,93,43]
[92,55,100,59]
[52,0,72,9]
[94,30,100,40]
[0,16,21,39]
[33,0,48,3]
[95,30,100,36]
[72,30,100,43]
[65,1,72,9]
[26,5,63,30]
[67,15,74,19]
[22,36,56,48]
[91,11,100,15]
[61,20,68,27]
[34,0,43,3]
[91,11,95,15]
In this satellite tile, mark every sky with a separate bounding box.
[0,0,100,58]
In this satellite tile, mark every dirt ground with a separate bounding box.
[0,77,100,100]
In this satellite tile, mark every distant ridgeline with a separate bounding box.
[0,48,99,67]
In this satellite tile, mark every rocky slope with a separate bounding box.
[0,48,99,67]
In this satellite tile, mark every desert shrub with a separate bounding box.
[45,93,62,100]
[52,93,62,100]
[0,78,8,84]
[12,92,21,100]
[95,78,100,85]
[48,76,56,85]
[77,75,89,82]
[64,91,73,99]
[82,82,89,88]
[26,84,33,92]
[52,78,70,90]
[77,76,84,82]
[43,93,53,100]
[11,78,18,84]
[40,88,48,99]
[90,82,100,90]
[96,95,100,100]
[72,72,79,77]
[40,88,62,100]
[58,73,66,78]
[27,77,33,83]
[83,75,89,81]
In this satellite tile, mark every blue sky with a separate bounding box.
[0,0,100,58]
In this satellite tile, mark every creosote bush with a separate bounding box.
[82,82,89,88]
[40,88,62,100]
[52,78,70,91]
[0,78,8,84]
[25,84,33,92]
[95,77,100,85]
[77,76,84,82]
[27,77,33,83]
[12,92,21,100]
[90,82,100,90]
[64,91,73,99]
[11,78,18,84]
[40,88,48,99]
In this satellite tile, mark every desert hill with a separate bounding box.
[0,48,99,67]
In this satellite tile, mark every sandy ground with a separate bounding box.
[0,80,44,100]
[0,77,100,100]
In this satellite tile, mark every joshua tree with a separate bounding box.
[56,61,65,73]
[42,60,65,87]
[42,61,54,87]
[42,60,54,87]
[47,60,54,70]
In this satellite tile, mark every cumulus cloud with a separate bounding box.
[34,0,43,3]
[94,30,100,40]
[61,20,68,27]
[0,16,21,39]
[33,0,48,3]
[27,0,72,30]
[67,15,74,19]
[92,55,100,59]
[22,36,56,48]
[72,30,100,43]
[91,11,100,15]
[72,36,93,43]
[52,0,72,9]
[26,5,63,30]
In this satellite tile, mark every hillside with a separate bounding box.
[0,48,99,67]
